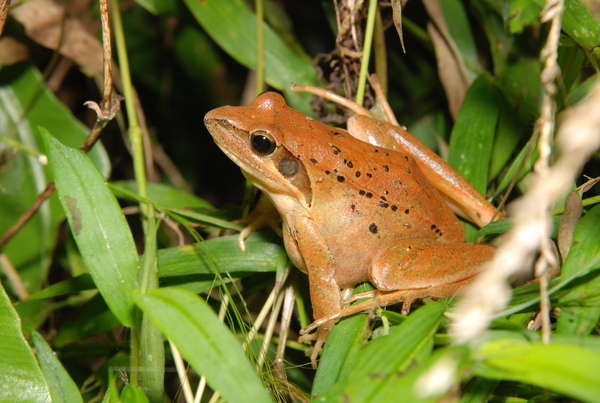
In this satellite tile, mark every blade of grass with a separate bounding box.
[32,330,83,403]
[133,287,272,403]
[448,74,500,239]
[0,283,51,402]
[312,315,369,396]
[473,338,600,402]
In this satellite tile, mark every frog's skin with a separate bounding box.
[204,92,497,367]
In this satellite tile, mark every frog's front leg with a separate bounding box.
[283,215,343,368]
[297,271,341,368]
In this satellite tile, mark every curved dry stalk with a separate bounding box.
[533,0,564,343]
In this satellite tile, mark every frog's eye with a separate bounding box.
[250,130,277,155]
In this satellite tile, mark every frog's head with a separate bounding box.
[204,92,314,207]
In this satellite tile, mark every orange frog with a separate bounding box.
[204,92,500,367]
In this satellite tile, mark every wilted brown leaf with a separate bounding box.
[11,0,104,76]
[0,37,29,65]
[422,0,470,119]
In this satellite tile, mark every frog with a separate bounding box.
[204,92,500,367]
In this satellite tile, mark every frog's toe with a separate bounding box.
[236,226,252,252]
[298,332,317,342]
[310,341,323,369]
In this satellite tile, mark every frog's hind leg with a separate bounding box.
[301,239,495,334]
[370,238,495,296]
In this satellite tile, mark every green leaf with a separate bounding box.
[460,377,500,403]
[157,232,287,278]
[25,274,96,301]
[494,137,538,196]
[319,302,446,400]
[111,180,214,210]
[474,218,512,237]
[312,315,369,395]
[137,215,164,403]
[473,338,600,402]
[182,0,317,111]
[448,74,500,239]
[448,74,499,194]
[557,203,600,335]
[438,0,479,78]
[0,63,109,318]
[537,0,600,54]
[31,331,83,403]
[134,0,178,16]
[120,385,150,403]
[109,183,239,230]
[508,0,542,34]
[27,232,287,300]
[0,282,51,402]
[42,130,138,327]
[133,287,272,403]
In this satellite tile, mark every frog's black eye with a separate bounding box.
[250,130,276,155]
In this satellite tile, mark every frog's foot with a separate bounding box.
[298,332,317,342]
[303,290,421,335]
[299,327,330,369]
[233,197,281,251]
[301,314,342,337]
[342,289,418,314]
[300,292,423,367]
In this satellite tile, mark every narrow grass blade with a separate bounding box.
[0,283,51,402]
[31,331,83,403]
[474,338,600,402]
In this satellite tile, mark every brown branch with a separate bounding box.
[0,0,10,36]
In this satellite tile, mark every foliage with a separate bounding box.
[0,0,599,402]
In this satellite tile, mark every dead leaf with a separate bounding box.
[557,191,583,263]
[0,37,29,65]
[391,0,407,53]
[427,22,467,119]
[422,0,470,118]
[11,0,104,76]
